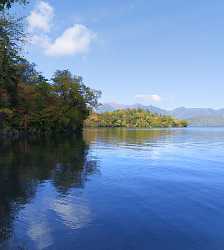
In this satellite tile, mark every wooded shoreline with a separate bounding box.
[0,2,101,135]
[85,109,188,128]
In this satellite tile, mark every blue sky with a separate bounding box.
[14,0,224,109]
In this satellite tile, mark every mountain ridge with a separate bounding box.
[97,103,224,126]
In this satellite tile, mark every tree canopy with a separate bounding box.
[0,2,101,135]
[0,0,28,10]
[0,61,101,133]
[85,109,188,128]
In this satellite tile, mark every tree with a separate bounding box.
[0,14,25,106]
[85,109,188,128]
[51,70,101,132]
[0,0,28,10]
[0,1,101,135]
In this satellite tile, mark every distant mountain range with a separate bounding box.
[97,103,224,127]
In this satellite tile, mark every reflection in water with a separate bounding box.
[84,128,185,161]
[84,128,175,145]
[84,127,224,154]
[1,128,224,250]
[0,135,99,249]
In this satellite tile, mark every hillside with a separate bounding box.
[97,103,224,127]
[85,109,188,128]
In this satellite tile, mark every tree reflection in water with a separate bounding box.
[0,135,99,248]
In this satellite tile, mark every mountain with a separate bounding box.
[97,103,224,127]
[170,107,224,119]
[97,103,168,115]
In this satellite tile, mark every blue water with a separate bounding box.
[0,128,224,250]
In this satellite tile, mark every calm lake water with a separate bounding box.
[0,128,224,250]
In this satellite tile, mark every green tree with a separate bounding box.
[85,109,188,128]
[51,70,101,132]
[0,0,28,10]
[0,14,25,106]
[0,1,101,135]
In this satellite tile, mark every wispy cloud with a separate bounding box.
[135,94,162,102]
[28,1,96,57]
[27,1,54,32]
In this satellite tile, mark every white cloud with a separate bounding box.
[27,2,96,57]
[135,94,162,102]
[27,1,54,32]
[46,24,96,56]
[51,197,91,230]
[31,34,50,48]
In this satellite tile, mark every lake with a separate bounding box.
[0,128,224,250]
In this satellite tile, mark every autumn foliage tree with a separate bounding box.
[85,109,188,128]
[0,62,101,133]
[0,1,101,134]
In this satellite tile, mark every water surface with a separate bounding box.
[0,128,224,250]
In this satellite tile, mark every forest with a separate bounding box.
[85,109,188,128]
[0,0,101,134]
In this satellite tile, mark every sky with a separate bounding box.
[13,0,224,109]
